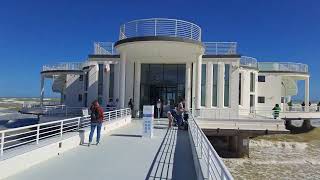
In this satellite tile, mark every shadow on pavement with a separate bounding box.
[145,128,196,180]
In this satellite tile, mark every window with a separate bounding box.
[258,96,265,103]
[258,75,265,82]
[201,64,206,106]
[250,72,255,92]
[224,64,230,107]
[79,75,83,81]
[78,94,83,102]
[98,64,104,104]
[212,64,218,106]
[84,73,89,91]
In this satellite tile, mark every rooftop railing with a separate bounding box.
[240,56,258,69]
[203,42,237,55]
[188,112,234,180]
[0,108,131,157]
[94,42,117,55]
[42,62,83,72]
[119,18,202,41]
[258,62,308,73]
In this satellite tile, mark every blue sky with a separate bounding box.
[0,0,319,100]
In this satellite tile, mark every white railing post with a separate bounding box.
[215,43,218,55]
[77,117,81,131]
[191,24,193,39]
[36,125,40,144]
[175,19,178,37]
[108,112,111,121]
[135,22,138,36]
[111,43,114,54]
[60,121,63,138]
[154,19,157,36]
[1,132,4,156]
[116,110,118,120]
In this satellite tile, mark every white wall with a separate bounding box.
[64,74,84,107]
[202,57,240,118]
[87,65,99,106]
[256,73,282,111]
[238,68,258,115]
[125,61,134,108]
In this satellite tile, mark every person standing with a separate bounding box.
[88,100,104,146]
[128,98,134,111]
[272,104,281,119]
[114,98,119,109]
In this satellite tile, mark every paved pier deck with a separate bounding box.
[7,120,196,180]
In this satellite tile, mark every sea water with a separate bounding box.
[223,120,320,180]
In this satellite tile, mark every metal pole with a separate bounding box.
[77,117,81,131]
[191,24,193,39]
[154,19,157,36]
[175,19,178,37]
[36,125,40,144]
[60,121,63,138]
[1,132,4,156]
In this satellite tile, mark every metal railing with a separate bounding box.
[258,62,308,73]
[188,113,233,180]
[0,108,131,157]
[22,101,61,108]
[119,18,201,41]
[240,56,258,69]
[193,109,239,120]
[93,42,117,55]
[42,62,83,72]
[203,42,237,55]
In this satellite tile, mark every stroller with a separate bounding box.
[170,110,189,130]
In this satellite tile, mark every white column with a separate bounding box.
[195,55,202,109]
[217,63,225,108]
[305,77,310,112]
[185,62,192,110]
[114,63,120,100]
[119,53,126,108]
[106,63,110,103]
[206,62,213,108]
[40,75,45,106]
[192,62,196,109]
[134,62,141,113]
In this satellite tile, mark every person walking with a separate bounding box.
[272,104,281,119]
[88,100,104,146]
[128,98,134,111]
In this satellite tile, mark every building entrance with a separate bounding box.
[140,64,186,117]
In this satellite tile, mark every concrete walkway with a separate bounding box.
[8,120,196,180]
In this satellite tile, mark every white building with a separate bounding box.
[40,18,311,117]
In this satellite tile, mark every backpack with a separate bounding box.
[91,107,100,122]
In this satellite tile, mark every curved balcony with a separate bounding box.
[240,56,258,69]
[119,18,201,41]
[42,62,83,72]
[258,62,308,73]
